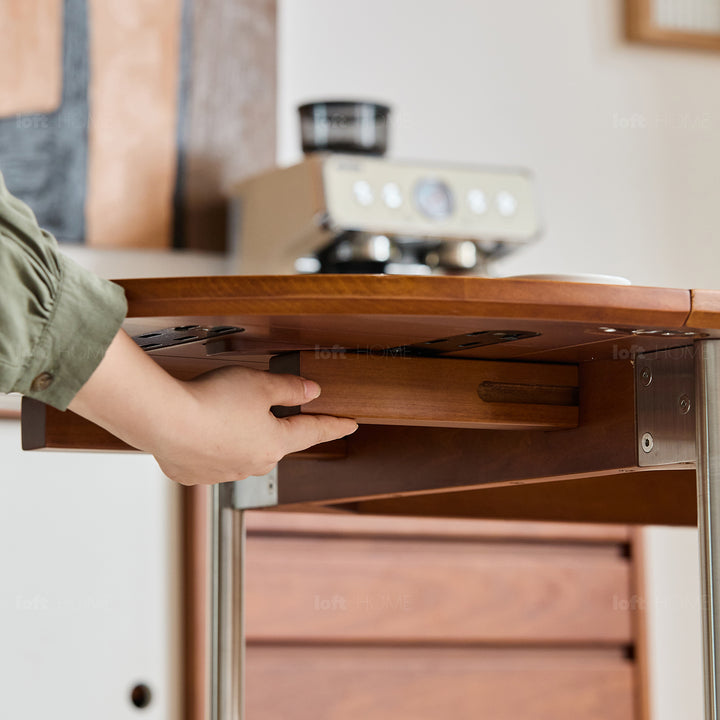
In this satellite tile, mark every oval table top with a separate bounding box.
[115,274,718,366]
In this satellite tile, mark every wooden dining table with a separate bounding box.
[21,274,720,720]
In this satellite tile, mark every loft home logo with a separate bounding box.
[612,344,694,361]
[314,344,411,359]
[612,112,712,131]
[314,593,412,612]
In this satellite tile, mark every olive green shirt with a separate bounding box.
[0,171,127,410]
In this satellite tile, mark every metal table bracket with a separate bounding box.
[233,468,279,510]
[635,346,696,466]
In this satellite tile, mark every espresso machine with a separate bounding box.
[229,101,541,276]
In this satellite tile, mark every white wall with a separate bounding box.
[279,0,720,290]
[278,1,720,717]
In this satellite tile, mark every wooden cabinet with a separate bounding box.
[243,513,647,720]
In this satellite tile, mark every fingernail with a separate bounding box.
[303,379,321,400]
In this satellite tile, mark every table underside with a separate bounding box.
[23,275,720,526]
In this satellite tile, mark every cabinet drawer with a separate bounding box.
[245,532,632,644]
[246,646,634,720]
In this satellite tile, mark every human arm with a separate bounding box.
[0,171,127,409]
[0,170,356,483]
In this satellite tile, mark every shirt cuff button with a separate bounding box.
[30,372,55,392]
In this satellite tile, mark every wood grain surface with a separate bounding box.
[118,275,692,327]
[113,275,707,368]
[246,646,635,720]
[112,275,714,380]
[344,470,697,527]
[276,359,641,506]
[271,351,579,429]
[687,289,720,330]
[0,0,63,117]
[244,533,632,644]
[245,510,634,543]
[240,513,640,720]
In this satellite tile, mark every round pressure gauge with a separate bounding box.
[413,178,454,220]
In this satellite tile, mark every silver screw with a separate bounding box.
[679,395,692,415]
[641,432,654,453]
[640,367,653,387]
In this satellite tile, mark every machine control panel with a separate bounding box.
[322,154,540,243]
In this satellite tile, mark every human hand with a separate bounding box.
[69,330,358,485]
[152,366,358,485]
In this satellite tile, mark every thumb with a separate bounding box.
[267,373,321,407]
[279,413,358,455]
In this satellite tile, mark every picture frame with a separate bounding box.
[626,0,720,51]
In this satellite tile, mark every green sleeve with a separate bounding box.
[0,172,128,410]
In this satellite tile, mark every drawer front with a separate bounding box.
[245,533,632,644]
[246,646,634,720]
